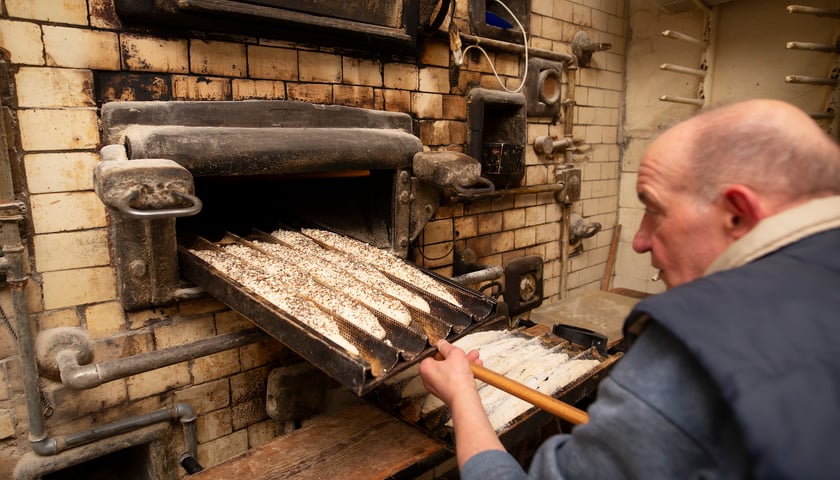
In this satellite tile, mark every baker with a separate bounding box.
[419,98,840,479]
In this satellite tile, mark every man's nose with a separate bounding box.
[632,226,651,253]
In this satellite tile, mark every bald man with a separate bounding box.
[420,99,840,479]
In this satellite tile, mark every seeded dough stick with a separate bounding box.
[399,330,518,399]
[451,329,511,354]
[484,359,600,431]
[301,228,462,308]
[191,248,359,355]
[402,337,550,402]
[421,337,553,415]
[220,243,387,340]
[478,350,571,420]
[253,239,416,325]
[270,229,431,313]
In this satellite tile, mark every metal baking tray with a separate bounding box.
[178,230,504,395]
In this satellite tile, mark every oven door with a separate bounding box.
[114,0,425,52]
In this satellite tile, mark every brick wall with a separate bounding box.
[0,0,626,476]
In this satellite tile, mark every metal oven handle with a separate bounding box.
[452,176,496,197]
[114,189,203,220]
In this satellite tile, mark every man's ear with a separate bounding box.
[720,185,766,238]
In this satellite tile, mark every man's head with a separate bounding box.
[632,99,840,289]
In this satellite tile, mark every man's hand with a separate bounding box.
[419,339,505,468]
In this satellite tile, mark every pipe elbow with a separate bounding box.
[29,436,62,456]
[56,350,103,390]
[172,403,196,423]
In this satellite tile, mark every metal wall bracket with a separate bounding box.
[572,31,612,68]
[555,165,581,205]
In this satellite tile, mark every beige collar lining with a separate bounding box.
[705,196,840,275]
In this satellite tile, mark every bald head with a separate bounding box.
[660,99,840,208]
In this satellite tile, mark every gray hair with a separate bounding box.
[681,101,840,203]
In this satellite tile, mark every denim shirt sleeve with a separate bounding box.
[460,449,529,480]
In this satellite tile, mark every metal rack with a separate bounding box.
[657,3,718,107]
[784,4,840,139]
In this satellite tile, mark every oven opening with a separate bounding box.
[43,443,154,480]
[177,170,396,249]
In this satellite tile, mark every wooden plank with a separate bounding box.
[191,402,447,480]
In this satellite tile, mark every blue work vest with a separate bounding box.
[625,228,840,480]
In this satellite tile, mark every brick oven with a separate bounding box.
[0,0,619,475]
[2,0,836,478]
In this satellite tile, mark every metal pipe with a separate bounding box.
[559,201,571,299]
[786,5,840,18]
[450,265,504,286]
[434,29,577,65]
[0,85,47,447]
[701,6,719,107]
[57,328,264,390]
[785,75,838,86]
[786,41,838,53]
[454,183,566,201]
[31,403,197,456]
[557,63,579,298]
[660,63,707,77]
[661,29,706,47]
[564,67,578,137]
[659,95,705,106]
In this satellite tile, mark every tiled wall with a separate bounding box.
[614,0,839,294]
[0,0,626,476]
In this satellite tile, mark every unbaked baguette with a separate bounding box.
[270,229,431,314]
[254,238,417,325]
[190,248,359,355]
[301,228,462,308]
[220,243,387,340]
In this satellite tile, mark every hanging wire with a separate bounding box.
[0,303,16,341]
[459,0,530,93]
[416,222,456,262]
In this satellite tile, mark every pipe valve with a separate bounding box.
[534,136,590,159]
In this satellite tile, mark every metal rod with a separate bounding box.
[450,265,504,286]
[660,63,707,77]
[703,6,719,107]
[455,183,566,201]
[0,76,46,447]
[661,29,706,47]
[560,204,571,298]
[786,41,838,53]
[785,75,838,86]
[30,403,198,457]
[659,95,705,106]
[434,30,576,65]
[786,5,840,18]
[57,329,264,390]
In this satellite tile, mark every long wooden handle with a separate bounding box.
[471,363,590,425]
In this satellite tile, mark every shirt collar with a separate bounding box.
[705,195,840,275]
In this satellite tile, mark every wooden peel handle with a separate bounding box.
[470,363,590,425]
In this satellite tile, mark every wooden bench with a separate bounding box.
[190,402,451,480]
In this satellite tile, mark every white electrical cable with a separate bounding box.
[460,0,529,94]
